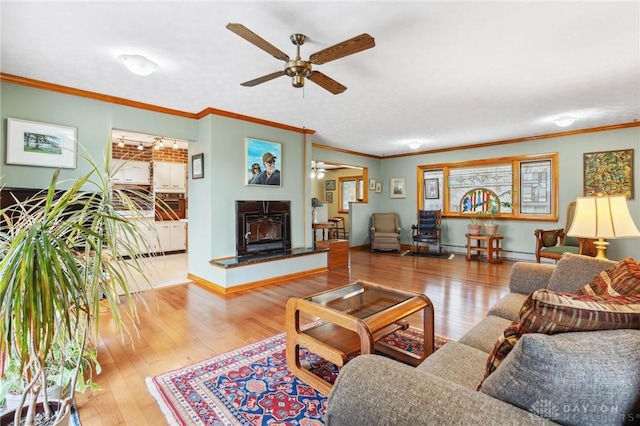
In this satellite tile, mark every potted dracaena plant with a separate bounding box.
[0,143,157,426]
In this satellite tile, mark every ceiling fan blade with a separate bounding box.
[309,33,375,65]
[240,71,286,87]
[308,71,347,94]
[226,23,290,61]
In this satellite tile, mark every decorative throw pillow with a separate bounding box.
[577,257,640,296]
[480,330,640,426]
[483,290,640,379]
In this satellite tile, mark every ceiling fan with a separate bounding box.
[226,23,375,94]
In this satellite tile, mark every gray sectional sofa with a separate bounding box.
[325,254,640,425]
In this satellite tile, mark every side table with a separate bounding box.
[312,222,336,248]
[466,233,503,263]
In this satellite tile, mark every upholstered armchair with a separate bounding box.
[370,213,401,252]
[534,201,596,262]
[411,210,442,254]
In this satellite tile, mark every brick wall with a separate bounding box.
[111,143,188,163]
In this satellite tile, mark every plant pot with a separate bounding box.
[484,223,499,236]
[0,399,71,426]
[467,224,482,235]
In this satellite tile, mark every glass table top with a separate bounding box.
[305,281,413,320]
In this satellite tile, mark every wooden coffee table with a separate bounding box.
[285,280,434,395]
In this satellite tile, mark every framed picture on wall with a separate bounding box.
[325,180,336,191]
[375,181,382,193]
[369,179,376,190]
[326,192,333,203]
[390,177,406,199]
[192,153,204,179]
[425,178,439,199]
[6,118,77,169]
[246,137,282,186]
[583,149,634,199]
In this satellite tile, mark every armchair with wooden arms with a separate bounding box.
[411,210,442,254]
[370,213,401,252]
[534,201,596,263]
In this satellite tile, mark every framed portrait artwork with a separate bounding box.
[390,177,406,199]
[325,180,336,191]
[6,118,77,169]
[246,138,282,186]
[369,179,376,190]
[375,181,382,193]
[192,153,204,179]
[326,192,333,203]
[425,178,439,199]
[583,149,634,199]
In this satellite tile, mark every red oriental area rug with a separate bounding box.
[147,322,448,425]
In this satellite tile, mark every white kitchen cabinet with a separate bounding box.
[154,221,186,252]
[112,159,150,185]
[154,162,186,192]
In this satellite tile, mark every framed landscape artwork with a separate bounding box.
[6,118,77,168]
[246,138,282,186]
[583,149,634,199]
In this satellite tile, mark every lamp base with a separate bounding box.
[593,238,609,260]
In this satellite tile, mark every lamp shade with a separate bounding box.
[567,196,640,239]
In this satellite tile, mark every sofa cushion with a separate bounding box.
[487,293,528,322]
[547,253,614,293]
[480,330,640,426]
[457,315,513,353]
[417,341,488,390]
[484,290,640,377]
[577,257,640,296]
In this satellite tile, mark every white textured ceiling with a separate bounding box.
[1,1,639,156]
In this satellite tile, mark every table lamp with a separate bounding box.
[567,195,640,260]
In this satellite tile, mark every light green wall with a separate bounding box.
[377,128,640,261]
[0,82,196,188]
[3,81,638,263]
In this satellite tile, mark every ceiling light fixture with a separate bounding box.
[137,142,144,151]
[553,116,577,127]
[118,54,159,76]
[310,162,325,179]
[117,137,125,148]
[408,141,421,150]
[172,140,179,150]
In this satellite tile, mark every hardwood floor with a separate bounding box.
[75,250,515,425]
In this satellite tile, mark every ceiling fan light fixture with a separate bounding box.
[292,75,305,88]
[119,54,159,76]
[553,116,577,127]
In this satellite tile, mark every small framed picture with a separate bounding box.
[325,180,336,191]
[390,177,406,199]
[326,192,333,203]
[425,178,439,199]
[375,181,382,193]
[192,153,204,179]
[369,179,376,190]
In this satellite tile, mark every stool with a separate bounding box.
[328,217,347,239]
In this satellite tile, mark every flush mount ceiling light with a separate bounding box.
[408,141,421,150]
[553,116,577,127]
[119,54,159,76]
